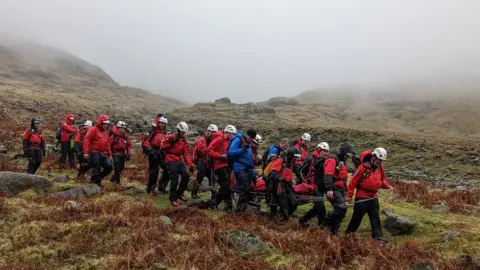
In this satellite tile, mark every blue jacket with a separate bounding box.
[228,132,255,174]
[263,145,281,167]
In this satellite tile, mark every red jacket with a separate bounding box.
[293,138,308,165]
[347,159,390,199]
[324,157,349,190]
[23,128,44,150]
[208,131,230,171]
[83,115,112,156]
[143,116,167,150]
[269,158,294,183]
[109,126,131,156]
[161,133,192,167]
[60,113,78,142]
[193,136,210,164]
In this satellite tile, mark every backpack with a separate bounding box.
[263,156,287,177]
[55,120,63,141]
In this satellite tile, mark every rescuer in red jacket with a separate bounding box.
[83,114,113,186]
[191,124,218,199]
[109,121,131,184]
[144,114,169,195]
[73,120,93,181]
[208,125,237,212]
[161,121,194,206]
[59,113,78,169]
[23,118,46,174]
[345,147,393,241]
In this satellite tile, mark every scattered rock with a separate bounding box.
[381,209,416,235]
[125,183,147,195]
[186,177,213,192]
[215,230,270,254]
[455,186,468,192]
[214,97,231,104]
[126,127,133,134]
[53,175,70,183]
[159,216,172,226]
[66,200,82,209]
[149,262,168,270]
[52,184,101,198]
[245,105,275,114]
[442,232,457,242]
[456,255,480,269]
[409,263,435,270]
[445,150,457,157]
[0,144,7,154]
[432,202,450,212]
[0,172,52,195]
[265,97,299,107]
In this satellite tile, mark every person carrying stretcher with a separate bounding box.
[265,147,302,221]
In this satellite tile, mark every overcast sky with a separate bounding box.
[1,0,479,103]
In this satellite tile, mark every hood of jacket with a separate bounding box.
[95,114,110,130]
[64,113,75,125]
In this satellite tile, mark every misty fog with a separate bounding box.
[1,0,479,103]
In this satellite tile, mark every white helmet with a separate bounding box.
[84,120,93,127]
[117,121,126,128]
[253,134,262,144]
[176,121,189,133]
[301,133,311,142]
[224,125,237,134]
[159,116,168,124]
[207,124,219,132]
[316,142,330,151]
[373,147,387,160]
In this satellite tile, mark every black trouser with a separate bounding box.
[59,142,75,168]
[194,161,216,199]
[111,155,126,183]
[299,189,327,226]
[269,179,298,220]
[167,162,189,202]
[27,149,42,174]
[214,167,232,208]
[235,170,255,211]
[324,189,347,236]
[89,153,112,186]
[76,152,90,174]
[147,152,169,193]
[293,164,303,183]
[346,197,382,239]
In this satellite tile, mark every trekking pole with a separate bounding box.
[352,197,378,204]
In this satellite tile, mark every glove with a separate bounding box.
[189,166,195,173]
[23,150,29,157]
[147,148,156,156]
[326,190,334,200]
[126,154,131,161]
[221,154,227,160]
[42,151,46,157]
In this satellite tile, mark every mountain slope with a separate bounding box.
[0,34,184,125]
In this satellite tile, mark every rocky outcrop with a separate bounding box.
[381,209,416,235]
[0,172,52,195]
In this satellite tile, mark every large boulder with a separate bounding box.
[52,183,101,198]
[214,97,231,104]
[215,230,271,254]
[381,209,416,235]
[186,177,215,192]
[0,172,52,195]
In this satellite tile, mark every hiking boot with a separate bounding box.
[171,200,180,207]
[179,195,188,201]
[191,191,200,199]
[224,204,234,214]
[148,190,159,196]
